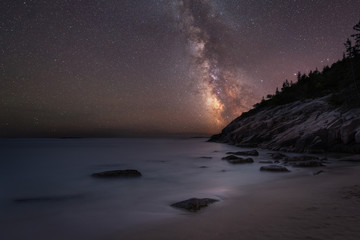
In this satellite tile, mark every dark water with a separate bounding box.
[0,138,318,240]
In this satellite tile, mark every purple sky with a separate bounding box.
[1,0,360,137]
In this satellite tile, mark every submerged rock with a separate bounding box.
[313,170,324,175]
[259,160,273,164]
[269,152,288,160]
[227,158,254,164]
[338,155,360,162]
[226,150,259,156]
[260,165,290,172]
[222,155,241,160]
[171,198,218,212]
[91,169,142,178]
[222,155,254,163]
[284,155,320,162]
[292,161,325,167]
[341,185,360,199]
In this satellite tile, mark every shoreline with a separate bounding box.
[105,164,360,240]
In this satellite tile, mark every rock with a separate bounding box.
[355,130,360,144]
[91,169,142,178]
[259,160,273,164]
[199,166,208,168]
[222,155,241,160]
[292,161,325,167]
[171,198,218,212]
[227,157,254,164]
[208,97,360,154]
[222,155,254,163]
[226,150,259,156]
[284,155,320,162]
[268,152,288,160]
[340,118,360,144]
[313,170,324,175]
[200,156,212,159]
[306,129,329,153]
[338,155,360,162]
[260,165,290,172]
[341,185,360,199]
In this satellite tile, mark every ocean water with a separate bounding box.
[0,138,318,240]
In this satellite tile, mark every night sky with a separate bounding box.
[1,0,359,137]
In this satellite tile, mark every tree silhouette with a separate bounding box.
[344,38,356,58]
[351,20,360,50]
[250,19,360,110]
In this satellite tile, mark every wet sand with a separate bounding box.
[105,165,360,240]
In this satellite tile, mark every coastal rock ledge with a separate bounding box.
[209,97,360,153]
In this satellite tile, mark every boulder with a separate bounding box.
[226,150,259,156]
[355,130,360,144]
[91,169,142,178]
[340,118,360,144]
[260,165,290,172]
[306,129,329,153]
[171,198,218,212]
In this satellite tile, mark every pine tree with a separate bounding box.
[344,38,355,58]
[282,79,290,91]
[297,72,302,82]
[351,19,360,54]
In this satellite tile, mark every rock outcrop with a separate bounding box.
[209,97,360,153]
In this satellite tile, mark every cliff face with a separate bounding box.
[209,96,360,153]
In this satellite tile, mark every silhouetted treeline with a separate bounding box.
[253,19,360,110]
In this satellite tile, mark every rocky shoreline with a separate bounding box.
[209,96,360,154]
[106,165,360,240]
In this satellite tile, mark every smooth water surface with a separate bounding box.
[0,138,317,240]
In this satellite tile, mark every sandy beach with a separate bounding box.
[106,164,360,240]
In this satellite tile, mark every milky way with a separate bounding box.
[1,0,360,137]
[175,0,257,126]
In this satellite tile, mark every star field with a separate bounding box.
[1,0,359,137]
